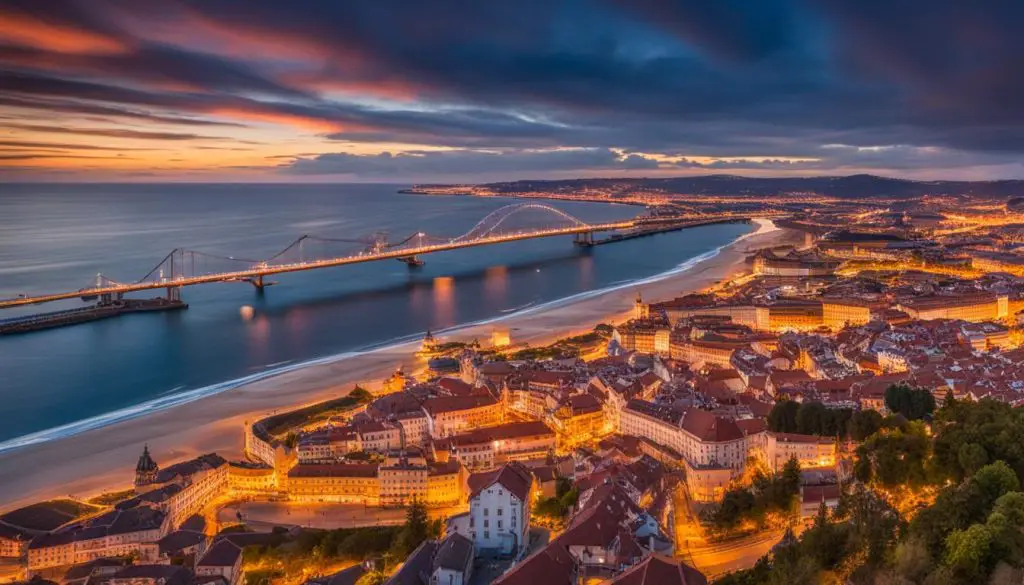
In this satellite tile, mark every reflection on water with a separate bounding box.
[433,276,455,328]
[0,183,751,444]
[483,265,509,301]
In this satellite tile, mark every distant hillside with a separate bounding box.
[423,174,1024,199]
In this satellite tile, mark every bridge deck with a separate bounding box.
[0,216,753,309]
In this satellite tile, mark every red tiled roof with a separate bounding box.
[680,409,744,442]
[422,394,498,415]
[468,462,533,502]
[605,553,707,585]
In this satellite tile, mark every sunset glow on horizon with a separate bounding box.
[2,1,1024,182]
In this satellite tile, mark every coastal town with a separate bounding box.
[5,192,1024,585]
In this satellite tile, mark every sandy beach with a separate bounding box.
[0,219,800,511]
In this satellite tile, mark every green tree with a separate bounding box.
[945,523,995,582]
[885,383,936,420]
[957,443,989,475]
[848,409,883,441]
[391,499,429,559]
[768,400,800,434]
[796,401,828,435]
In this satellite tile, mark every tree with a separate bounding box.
[957,443,989,475]
[849,409,883,441]
[768,400,800,434]
[836,484,901,566]
[391,499,429,559]
[944,523,995,582]
[885,384,935,421]
[350,386,373,402]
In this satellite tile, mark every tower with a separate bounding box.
[135,444,159,489]
[634,292,649,320]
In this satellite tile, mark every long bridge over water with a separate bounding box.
[0,203,750,310]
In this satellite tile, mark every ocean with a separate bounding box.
[0,184,751,450]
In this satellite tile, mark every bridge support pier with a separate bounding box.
[166,286,181,303]
[100,292,112,305]
[573,231,594,246]
[398,255,425,268]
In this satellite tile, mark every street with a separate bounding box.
[671,481,786,579]
[216,501,467,531]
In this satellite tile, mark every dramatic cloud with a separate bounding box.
[1,0,1022,180]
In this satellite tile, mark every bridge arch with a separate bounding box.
[454,203,589,242]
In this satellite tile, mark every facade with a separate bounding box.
[822,299,878,330]
[549,394,606,448]
[286,464,380,505]
[196,540,243,585]
[762,432,837,472]
[437,421,556,471]
[226,462,277,496]
[465,463,534,556]
[423,395,503,438]
[27,508,168,571]
[897,294,1008,322]
[618,400,773,503]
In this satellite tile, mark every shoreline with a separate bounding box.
[0,219,800,511]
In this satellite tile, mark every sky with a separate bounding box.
[2,0,1024,183]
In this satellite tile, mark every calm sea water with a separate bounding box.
[0,184,750,448]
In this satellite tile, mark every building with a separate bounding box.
[752,249,838,277]
[226,461,277,496]
[598,553,707,585]
[436,421,556,471]
[464,463,533,556]
[800,485,842,522]
[431,533,474,585]
[196,540,244,585]
[822,298,880,330]
[286,464,380,505]
[423,395,503,438]
[897,293,1008,322]
[0,524,29,558]
[618,400,767,503]
[27,507,168,571]
[107,565,193,585]
[135,446,159,489]
[549,394,606,448]
[762,432,837,472]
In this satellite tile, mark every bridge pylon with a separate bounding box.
[166,286,182,303]
[397,256,424,268]
[573,231,595,246]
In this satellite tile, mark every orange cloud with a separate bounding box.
[203,107,349,133]
[0,11,129,55]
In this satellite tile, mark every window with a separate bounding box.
[497,520,502,529]
[483,508,489,516]
[484,531,489,539]
[497,508,503,516]
[483,519,489,528]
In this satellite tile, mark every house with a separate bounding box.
[431,533,474,585]
[304,565,367,585]
[385,540,437,585]
[800,484,843,521]
[491,542,578,585]
[597,553,707,585]
[464,463,534,557]
[107,564,193,585]
[195,539,243,585]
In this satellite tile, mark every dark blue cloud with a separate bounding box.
[2,0,1024,178]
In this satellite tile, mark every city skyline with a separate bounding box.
[3,0,1024,182]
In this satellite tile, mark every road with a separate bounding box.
[671,481,786,579]
[217,501,467,531]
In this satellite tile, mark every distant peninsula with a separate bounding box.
[401,174,1024,204]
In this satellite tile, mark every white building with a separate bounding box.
[460,462,533,557]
